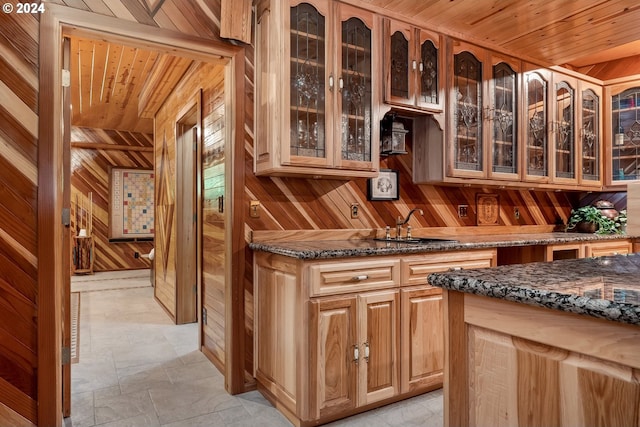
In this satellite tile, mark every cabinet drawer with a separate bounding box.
[309,259,401,297]
[401,250,496,287]
[584,241,631,258]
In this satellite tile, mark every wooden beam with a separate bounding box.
[220,0,252,44]
[70,142,153,152]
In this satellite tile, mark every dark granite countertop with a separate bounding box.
[249,232,636,260]
[428,253,640,325]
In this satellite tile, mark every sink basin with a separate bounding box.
[374,237,458,244]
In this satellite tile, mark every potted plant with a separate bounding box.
[615,209,627,233]
[566,206,619,234]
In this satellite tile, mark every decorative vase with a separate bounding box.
[594,200,618,220]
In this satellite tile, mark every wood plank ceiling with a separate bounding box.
[346,0,640,72]
[70,36,194,134]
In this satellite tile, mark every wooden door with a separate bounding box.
[400,286,443,393]
[175,100,199,324]
[357,290,399,406]
[309,296,358,419]
[62,36,72,418]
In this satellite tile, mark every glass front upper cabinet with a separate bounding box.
[580,86,600,184]
[610,86,640,183]
[452,48,483,176]
[553,79,576,182]
[489,61,518,179]
[338,15,372,164]
[523,69,550,182]
[383,19,442,112]
[290,2,328,163]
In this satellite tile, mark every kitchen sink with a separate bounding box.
[374,237,458,244]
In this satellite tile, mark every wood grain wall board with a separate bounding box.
[0,105,38,164]
[0,57,37,112]
[0,13,38,71]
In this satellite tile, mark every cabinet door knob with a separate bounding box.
[363,342,370,362]
[352,275,369,281]
[412,60,417,71]
[419,62,424,73]
[329,74,334,91]
[338,77,344,91]
[353,344,359,363]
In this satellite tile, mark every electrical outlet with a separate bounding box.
[350,203,359,219]
[458,205,468,218]
[514,207,520,220]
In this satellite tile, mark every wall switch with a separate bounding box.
[514,207,520,220]
[250,200,260,218]
[350,203,359,219]
[458,205,468,218]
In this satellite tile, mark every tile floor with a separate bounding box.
[69,271,443,427]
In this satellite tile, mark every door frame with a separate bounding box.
[38,5,247,425]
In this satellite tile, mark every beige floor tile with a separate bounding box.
[69,271,444,427]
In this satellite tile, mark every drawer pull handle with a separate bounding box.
[612,252,619,255]
[449,267,462,271]
[352,275,369,281]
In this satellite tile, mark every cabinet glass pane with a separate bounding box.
[341,17,372,162]
[555,81,575,179]
[420,40,438,104]
[453,51,482,171]
[492,62,517,174]
[390,31,409,99]
[525,72,548,176]
[611,87,640,181]
[290,4,326,158]
[581,89,599,181]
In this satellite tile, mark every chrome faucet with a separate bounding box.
[396,208,424,239]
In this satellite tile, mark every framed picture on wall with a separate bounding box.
[109,167,155,241]
[367,169,399,201]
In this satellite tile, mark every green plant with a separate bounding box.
[615,209,627,231]
[566,206,620,234]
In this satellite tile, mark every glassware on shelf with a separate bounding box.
[310,122,318,149]
[297,120,308,148]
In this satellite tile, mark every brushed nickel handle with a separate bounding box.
[352,275,369,281]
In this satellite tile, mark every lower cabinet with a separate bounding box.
[254,248,497,425]
[309,290,400,420]
[584,240,632,257]
[400,286,443,394]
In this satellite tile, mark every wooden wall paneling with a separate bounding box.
[70,127,154,272]
[154,62,227,323]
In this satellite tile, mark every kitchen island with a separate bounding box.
[428,254,640,427]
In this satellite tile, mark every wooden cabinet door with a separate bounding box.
[309,296,358,419]
[357,290,400,406]
[487,53,521,182]
[551,73,579,185]
[584,240,631,257]
[448,40,487,179]
[383,18,415,107]
[415,28,443,111]
[605,82,640,187]
[400,286,444,393]
[578,80,602,188]
[522,65,552,183]
[332,2,379,173]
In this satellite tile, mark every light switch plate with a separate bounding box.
[250,200,260,218]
